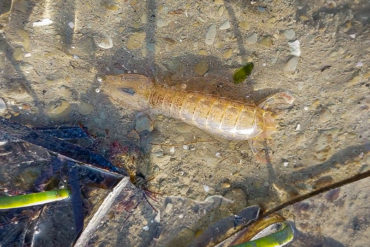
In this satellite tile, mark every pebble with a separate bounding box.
[157,18,170,28]
[194,60,209,76]
[355,61,363,67]
[13,48,23,61]
[219,20,230,30]
[46,100,71,119]
[218,6,225,16]
[153,150,164,157]
[215,152,221,158]
[94,34,113,49]
[154,212,161,223]
[142,226,149,231]
[283,56,299,73]
[288,40,301,57]
[283,162,289,167]
[170,146,175,154]
[126,32,146,50]
[221,181,231,189]
[164,203,173,214]
[239,21,249,30]
[259,36,273,47]
[203,185,210,193]
[223,49,233,59]
[205,24,217,45]
[295,124,301,131]
[33,18,53,27]
[283,29,296,40]
[183,144,189,150]
[16,30,30,51]
[78,102,94,115]
[68,22,74,29]
[257,6,266,12]
[246,33,258,44]
[0,98,7,115]
[135,114,153,133]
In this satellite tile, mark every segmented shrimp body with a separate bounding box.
[103,74,275,141]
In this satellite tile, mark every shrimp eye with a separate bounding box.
[120,87,136,95]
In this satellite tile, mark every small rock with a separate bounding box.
[283,56,299,73]
[164,203,173,214]
[283,29,296,40]
[78,102,94,115]
[46,100,71,119]
[135,113,153,132]
[221,181,231,188]
[198,49,208,56]
[205,24,217,45]
[257,6,266,12]
[142,226,149,231]
[0,98,7,115]
[33,18,53,27]
[183,144,189,150]
[219,20,230,30]
[153,150,164,157]
[203,185,210,193]
[355,61,363,67]
[154,212,161,223]
[283,162,289,167]
[157,18,170,27]
[218,6,225,16]
[259,36,273,47]
[295,124,301,131]
[239,21,249,30]
[223,49,233,59]
[126,32,146,50]
[94,34,113,49]
[215,152,221,158]
[68,22,74,29]
[325,188,340,202]
[170,146,175,154]
[13,48,23,61]
[314,176,334,189]
[288,40,301,57]
[246,33,258,44]
[194,60,209,76]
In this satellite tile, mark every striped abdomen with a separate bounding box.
[148,86,266,140]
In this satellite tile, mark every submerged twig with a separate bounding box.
[74,177,130,247]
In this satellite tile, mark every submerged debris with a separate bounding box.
[0,117,126,175]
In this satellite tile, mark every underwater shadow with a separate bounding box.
[1,1,43,114]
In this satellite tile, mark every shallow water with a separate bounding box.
[0,0,369,246]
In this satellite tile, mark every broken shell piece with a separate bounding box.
[94,34,113,49]
[258,92,295,111]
